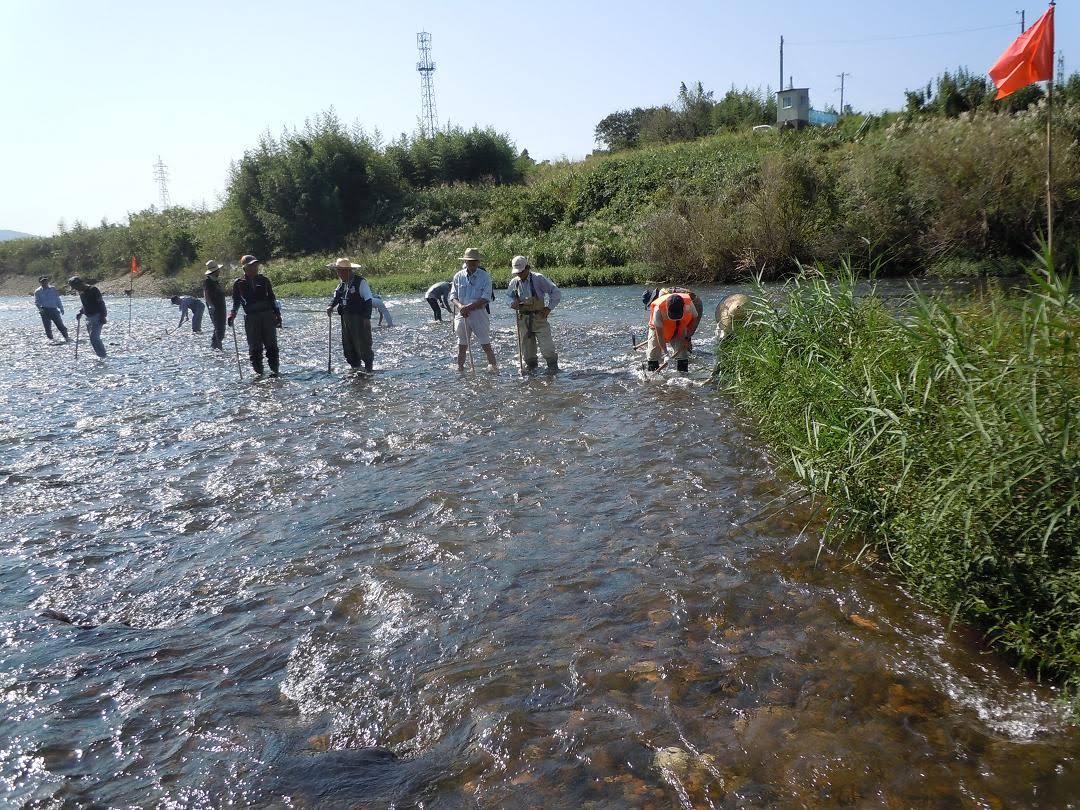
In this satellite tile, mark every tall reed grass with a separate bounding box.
[714,249,1079,697]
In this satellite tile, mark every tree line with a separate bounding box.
[0,112,527,281]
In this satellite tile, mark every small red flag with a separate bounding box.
[131,256,138,275]
[989,6,1055,100]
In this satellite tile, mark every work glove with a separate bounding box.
[76,311,83,320]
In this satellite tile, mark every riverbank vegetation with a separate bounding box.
[713,250,1079,698]
[2,72,1080,297]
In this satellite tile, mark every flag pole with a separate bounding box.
[1046,0,1055,262]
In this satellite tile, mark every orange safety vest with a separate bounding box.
[649,293,696,341]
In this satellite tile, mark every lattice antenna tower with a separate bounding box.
[1056,51,1065,88]
[153,156,171,210]
[416,32,438,138]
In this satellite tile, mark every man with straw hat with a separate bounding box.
[449,248,497,371]
[227,255,281,376]
[202,260,228,349]
[506,255,561,372]
[325,257,374,372]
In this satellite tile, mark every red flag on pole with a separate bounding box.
[131,256,138,275]
[989,5,1055,100]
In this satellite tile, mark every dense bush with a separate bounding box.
[714,253,1079,697]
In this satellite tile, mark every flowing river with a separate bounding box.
[0,284,1077,808]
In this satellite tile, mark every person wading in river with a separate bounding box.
[33,276,69,342]
[424,280,452,321]
[69,276,108,358]
[325,258,374,372]
[228,255,281,376]
[643,287,699,373]
[170,295,205,334]
[449,248,497,372]
[506,255,561,372]
[203,261,228,349]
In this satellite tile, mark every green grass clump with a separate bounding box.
[714,249,1079,697]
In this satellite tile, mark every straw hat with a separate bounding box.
[326,257,363,270]
[204,260,221,276]
[459,248,481,262]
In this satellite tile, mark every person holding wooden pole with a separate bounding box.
[506,255,561,373]
[449,248,497,373]
[324,257,374,373]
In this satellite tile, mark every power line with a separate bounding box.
[788,21,1018,47]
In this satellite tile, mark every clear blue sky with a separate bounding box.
[2,0,1072,236]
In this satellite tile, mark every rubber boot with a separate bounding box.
[525,359,538,371]
[546,357,559,372]
[647,360,660,371]
[676,358,689,373]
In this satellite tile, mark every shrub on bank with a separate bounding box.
[713,253,1079,697]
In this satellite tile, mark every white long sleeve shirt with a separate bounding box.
[449,266,492,308]
[34,286,64,312]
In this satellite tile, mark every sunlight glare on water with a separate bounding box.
[0,285,1077,807]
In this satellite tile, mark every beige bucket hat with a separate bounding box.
[326,257,363,270]
[458,248,481,262]
[204,260,221,275]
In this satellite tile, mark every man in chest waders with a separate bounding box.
[506,255,561,372]
[203,261,228,350]
[227,255,282,376]
[644,287,700,373]
[325,257,374,372]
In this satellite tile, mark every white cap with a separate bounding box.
[510,255,528,274]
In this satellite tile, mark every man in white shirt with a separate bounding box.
[370,294,395,327]
[506,256,561,372]
[33,276,69,341]
[449,248,497,371]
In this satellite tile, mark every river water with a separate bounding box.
[1,284,1077,808]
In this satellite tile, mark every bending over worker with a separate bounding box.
[33,276,69,341]
[643,287,700,373]
[506,255,561,372]
[449,248,498,371]
[170,295,205,334]
[69,276,107,358]
[325,257,374,372]
[203,261,228,349]
[228,255,281,376]
[424,280,452,321]
[371,293,394,327]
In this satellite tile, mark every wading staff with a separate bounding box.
[231,321,243,381]
[464,314,476,373]
[327,311,333,373]
[74,316,81,363]
[515,312,525,375]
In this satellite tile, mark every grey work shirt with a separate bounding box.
[506,272,562,309]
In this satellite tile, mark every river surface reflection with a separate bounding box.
[0,283,1076,807]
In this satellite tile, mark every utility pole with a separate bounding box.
[153,156,171,210]
[779,36,784,97]
[416,32,438,139]
[1056,51,1065,87]
[836,72,851,115]
[1017,9,1025,33]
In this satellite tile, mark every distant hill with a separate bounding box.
[0,230,35,242]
